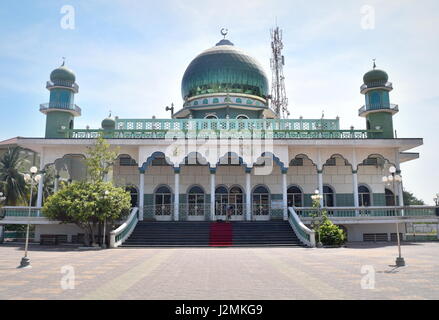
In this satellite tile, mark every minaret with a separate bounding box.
[359,61,398,138]
[40,60,81,138]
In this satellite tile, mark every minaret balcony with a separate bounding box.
[358,103,399,117]
[360,81,393,94]
[40,103,81,117]
[46,81,79,93]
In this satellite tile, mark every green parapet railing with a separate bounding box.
[65,128,381,140]
[1,207,43,218]
[294,206,439,218]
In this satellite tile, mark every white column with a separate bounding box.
[318,169,324,207]
[54,175,59,193]
[36,173,44,207]
[282,170,288,220]
[139,170,145,221]
[174,169,180,221]
[210,170,216,221]
[352,170,359,215]
[398,177,404,207]
[246,169,251,221]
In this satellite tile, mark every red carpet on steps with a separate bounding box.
[209,222,233,246]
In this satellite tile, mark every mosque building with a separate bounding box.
[1,33,437,247]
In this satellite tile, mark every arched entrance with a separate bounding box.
[125,186,139,208]
[154,185,173,220]
[252,185,270,219]
[214,185,244,220]
[187,185,205,219]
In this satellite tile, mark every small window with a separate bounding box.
[193,101,199,106]
[119,156,137,166]
[203,99,209,104]
[236,115,249,120]
[246,99,253,105]
[236,98,242,104]
[213,98,219,104]
[205,115,218,119]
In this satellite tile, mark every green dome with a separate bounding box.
[101,117,115,130]
[363,68,388,85]
[181,40,269,100]
[50,65,76,83]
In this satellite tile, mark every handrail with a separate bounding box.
[288,207,316,247]
[294,206,439,218]
[109,207,139,248]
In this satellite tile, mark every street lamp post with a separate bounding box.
[311,189,324,248]
[382,166,405,267]
[18,166,41,269]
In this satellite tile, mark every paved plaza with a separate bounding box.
[0,242,438,300]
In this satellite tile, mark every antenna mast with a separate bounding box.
[270,26,289,118]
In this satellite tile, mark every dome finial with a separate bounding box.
[372,58,376,69]
[108,110,112,118]
[62,57,66,67]
[221,28,228,39]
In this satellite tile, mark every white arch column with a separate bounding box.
[317,169,324,207]
[139,169,145,221]
[174,167,180,221]
[282,168,288,220]
[210,168,216,221]
[36,172,45,208]
[245,168,252,221]
[352,170,360,215]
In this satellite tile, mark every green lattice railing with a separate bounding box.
[61,118,382,140]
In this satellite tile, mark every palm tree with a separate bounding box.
[0,147,27,206]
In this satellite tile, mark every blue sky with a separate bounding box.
[0,0,438,203]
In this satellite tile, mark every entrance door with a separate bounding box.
[154,186,172,221]
[229,186,244,218]
[252,186,270,220]
[188,186,205,220]
[215,186,228,218]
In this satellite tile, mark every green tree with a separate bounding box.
[43,181,131,246]
[0,147,27,206]
[403,190,425,206]
[310,196,346,246]
[85,136,119,183]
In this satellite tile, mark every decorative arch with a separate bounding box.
[356,154,396,171]
[187,184,206,217]
[254,152,287,172]
[216,152,248,168]
[180,151,210,167]
[140,151,174,172]
[289,154,318,168]
[46,154,87,183]
[323,154,353,169]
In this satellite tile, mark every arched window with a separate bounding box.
[215,186,228,216]
[253,186,270,216]
[229,186,244,216]
[193,100,199,106]
[385,188,396,206]
[188,186,205,216]
[125,186,138,208]
[358,185,371,207]
[213,98,219,104]
[323,186,335,207]
[155,185,172,216]
[236,115,249,120]
[287,186,303,207]
[203,99,209,104]
[246,99,253,105]
[236,98,242,104]
[205,115,218,119]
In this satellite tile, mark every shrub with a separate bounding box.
[316,213,347,246]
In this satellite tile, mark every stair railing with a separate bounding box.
[110,207,139,248]
[288,207,316,247]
